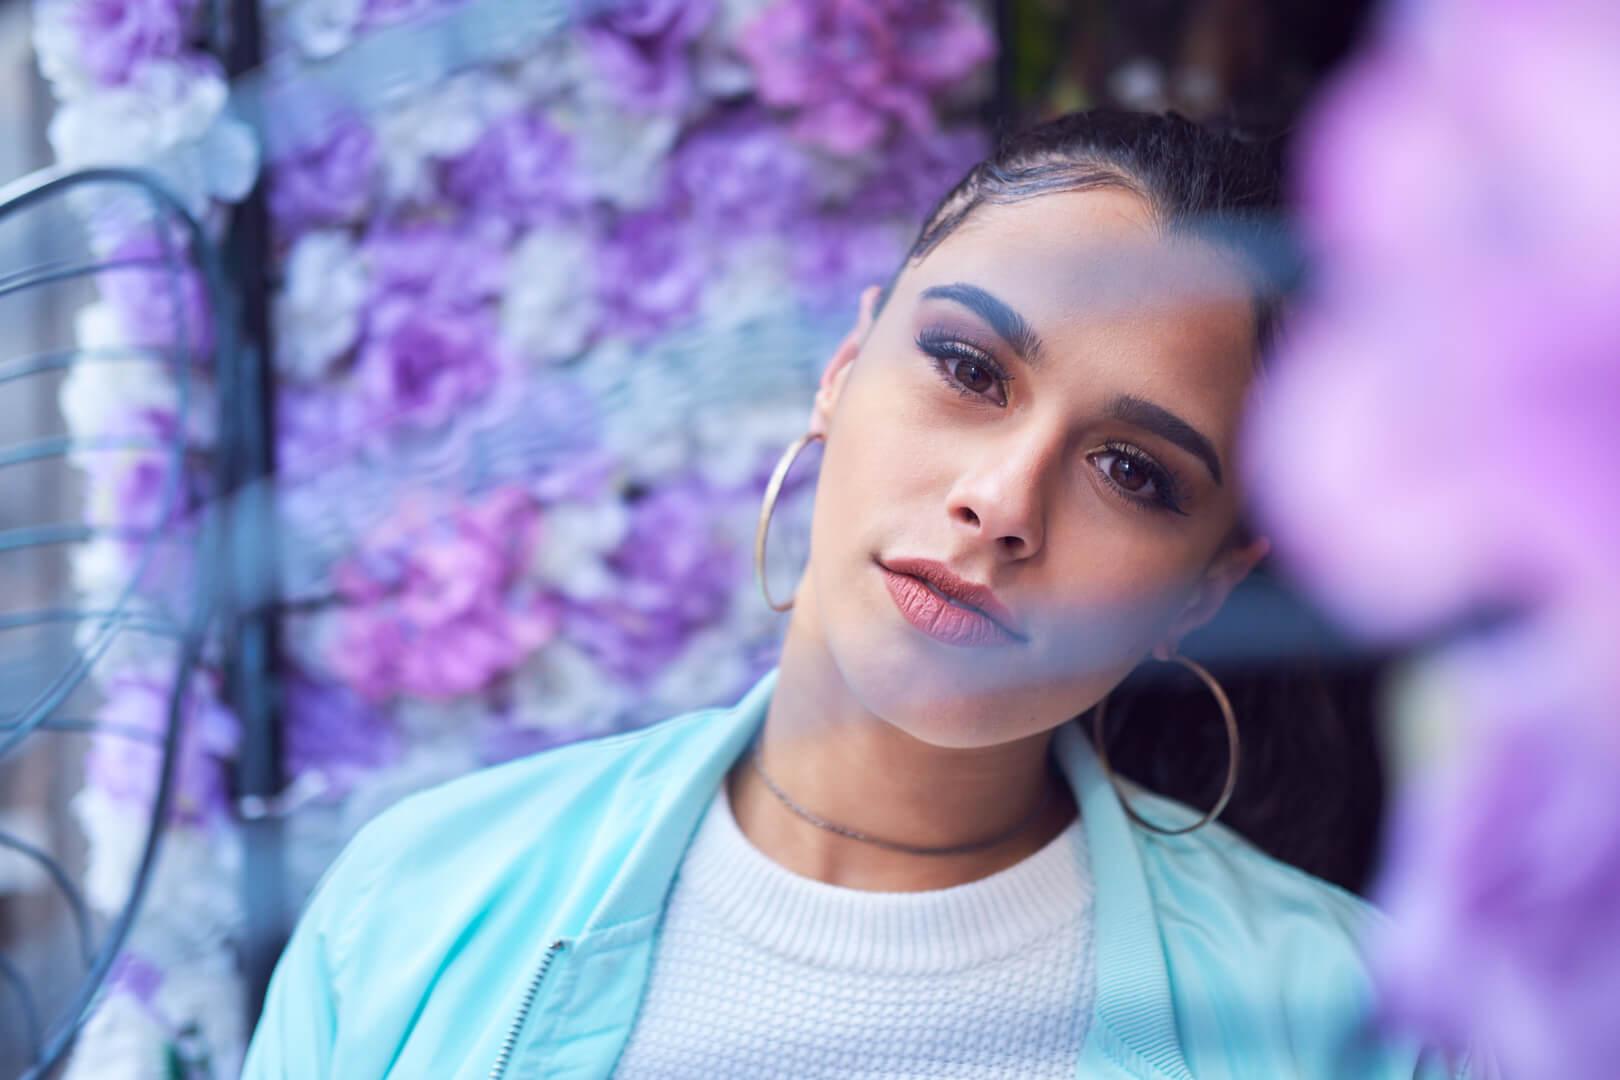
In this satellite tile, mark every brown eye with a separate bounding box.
[953,358,995,394]
[1110,454,1148,492]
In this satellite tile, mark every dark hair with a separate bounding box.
[883,109,1383,893]
[877,107,1288,368]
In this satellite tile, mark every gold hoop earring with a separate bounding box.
[1091,653,1240,835]
[754,432,823,612]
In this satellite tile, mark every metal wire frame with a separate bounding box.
[0,165,235,1080]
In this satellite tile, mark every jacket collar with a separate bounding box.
[587,666,1194,1079]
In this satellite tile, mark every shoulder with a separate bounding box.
[1123,787,1452,1076]
[309,703,733,966]
[349,704,730,855]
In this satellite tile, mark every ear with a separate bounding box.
[1151,536,1270,661]
[809,284,884,438]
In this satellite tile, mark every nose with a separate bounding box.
[945,425,1057,561]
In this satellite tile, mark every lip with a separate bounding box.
[877,556,1025,647]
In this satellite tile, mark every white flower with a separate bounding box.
[339,737,482,835]
[48,61,259,221]
[274,230,368,381]
[263,0,365,60]
[61,309,178,430]
[691,397,807,490]
[691,0,777,100]
[501,225,599,365]
[574,340,694,483]
[551,82,680,208]
[152,956,247,1079]
[67,591,190,689]
[644,623,754,718]
[374,70,522,203]
[33,0,98,101]
[61,991,168,1080]
[527,492,629,599]
[392,696,490,741]
[509,33,585,105]
[507,640,631,736]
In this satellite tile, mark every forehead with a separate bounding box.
[909,188,1258,406]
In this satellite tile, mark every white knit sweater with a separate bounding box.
[611,784,1096,1079]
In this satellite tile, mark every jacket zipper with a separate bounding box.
[489,938,568,1080]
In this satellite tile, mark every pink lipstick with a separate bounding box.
[878,558,1024,648]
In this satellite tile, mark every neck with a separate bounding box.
[729,587,1077,892]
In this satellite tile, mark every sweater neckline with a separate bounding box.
[676,782,1093,974]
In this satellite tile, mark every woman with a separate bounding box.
[241,110,1479,1079]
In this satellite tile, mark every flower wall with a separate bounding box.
[33,0,994,1074]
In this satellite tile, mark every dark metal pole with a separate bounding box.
[214,0,287,1029]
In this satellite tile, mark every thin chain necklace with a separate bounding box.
[748,745,1057,857]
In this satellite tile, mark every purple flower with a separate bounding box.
[354,299,501,432]
[86,673,241,826]
[333,486,561,701]
[596,207,711,340]
[581,0,715,113]
[362,219,506,310]
[351,220,511,432]
[72,0,196,87]
[97,231,214,360]
[566,476,737,687]
[281,673,401,797]
[107,951,164,1006]
[846,125,987,219]
[737,0,994,156]
[1244,2,1620,1075]
[1371,613,1620,1078]
[270,119,377,234]
[789,214,908,310]
[669,108,813,232]
[440,111,576,225]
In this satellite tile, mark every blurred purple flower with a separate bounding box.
[440,111,576,224]
[581,0,715,113]
[352,220,510,431]
[737,0,993,156]
[282,674,401,797]
[333,486,561,701]
[566,476,736,687]
[86,673,241,825]
[363,218,506,310]
[596,206,710,340]
[1245,1,1620,1075]
[72,0,195,87]
[354,299,501,432]
[846,125,987,219]
[789,214,907,310]
[107,952,163,1006]
[1372,610,1620,1078]
[270,119,377,235]
[669,108,813,232]
[97,231,214,360]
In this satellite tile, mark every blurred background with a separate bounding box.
[4,0,1615,1077]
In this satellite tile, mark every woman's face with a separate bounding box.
[802,187,1267,749]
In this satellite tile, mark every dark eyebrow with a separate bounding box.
[1104,394,1224,487]
[920,283,1046,366]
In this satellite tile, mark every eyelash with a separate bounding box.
[1090,441,1188,516]
[916,327,1187,517]
[915,328,1014,404]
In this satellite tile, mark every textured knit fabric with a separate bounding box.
[610,784,1095,1079]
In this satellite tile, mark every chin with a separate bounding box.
[824,629,1051,750]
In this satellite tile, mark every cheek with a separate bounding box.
[1024,520,1202,673]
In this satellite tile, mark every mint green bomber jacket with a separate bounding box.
[240,667,1478,1079]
